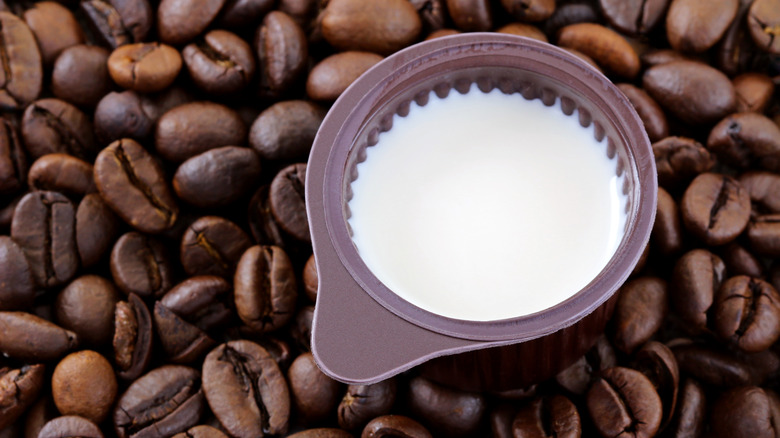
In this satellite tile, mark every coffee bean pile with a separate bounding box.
[0,0,778,437]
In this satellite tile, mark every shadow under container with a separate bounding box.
[306,34,657,392]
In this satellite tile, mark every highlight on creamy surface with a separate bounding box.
[347,85,628,321]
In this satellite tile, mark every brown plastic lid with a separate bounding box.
[306,33,656,385]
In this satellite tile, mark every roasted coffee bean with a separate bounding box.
[52,350,117,423]
[338,379,398,431]
[21,98,96,160]
[180,216,252,278]
[94,91,154,144]
[37,416,104,438]
[51,44,112,107]
[0,195,20,230]
[157,0,225,45]
[672,249,726,333]
[0,364,45,430]
[155,101,246,162]
[671,341,757,387]
[111,231,175,298]
[557,23,640,78]
[710,386,779,438]
[652,187,683,255]
[270,163,310,242]
[734,73,776,113]
[154,301,215,363]
[707,112,780,172]
[556,335,616,395]
[722,242,765,278]
[717,0,760,76]
[307,53,383,102]
[75,193,119,268]
[446,0,492,32]
[617,83,668,142]
[303,253,317,302]
[586,367,662,438]
[203,340,290,438]
[496,23,548,41]
[255,11,308,98]
[600,0,668,35]
[234,245,297,333]
[28,154,96,198]
[0,312,77,361]
[289,352,342,424]
[747,214,780,257]
[740,171,780,213]
[666,0,739,53]
[0,116,25,196]
[0,12,42,110]
[182,30,255,95]
[23,2,84,67]
[362,415,432,438]
[247,185,287,247]
[713,276,780,352]
[511,394,580,438]
[611,277,668,354]
[640,48,692,67]
[113,293,153,380]
[250,101,325,161]
[667,378,706,438]
[81,0,153,48]
[173,146,260,208]
[544,3,599,38]
[633,341,679,428]
[500,0,553,23]
[322,0,422,53]
[643,60,737,125]
[11,191,78,288]
[55,275,119,347]
[680,173,751,246]
[653,136,715,189]
[172,425,228,438]
[747,0,780,54]
[290,305,314,352]
[114,365,204,438]
[0,236,34,310]
[408,376,485,436]
[95,138,179,234]
[161,276,232,332]
[218,0,276,28]
[108,42,182,93]
[409,0,447,31]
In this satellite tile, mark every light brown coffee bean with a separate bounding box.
[322,0,422,54]
[557,23,640,78]
[666,0,739,53]
[306,52,383,102]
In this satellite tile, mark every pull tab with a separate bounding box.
[310,240,479,385]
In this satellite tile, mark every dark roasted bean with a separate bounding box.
[11,191,78,288]
[111,231,175,298]
[234,245,297,333]
[250,101,325,161]
[94,138,179,234]
[21,98,96,160]
[113,365,204,438]
[202,340,290,438]
[180,216,252,278]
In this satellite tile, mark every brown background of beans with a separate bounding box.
[0,0,778,437]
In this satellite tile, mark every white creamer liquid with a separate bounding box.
[348,86,627,321]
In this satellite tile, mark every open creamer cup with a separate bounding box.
[305,33,657,392]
